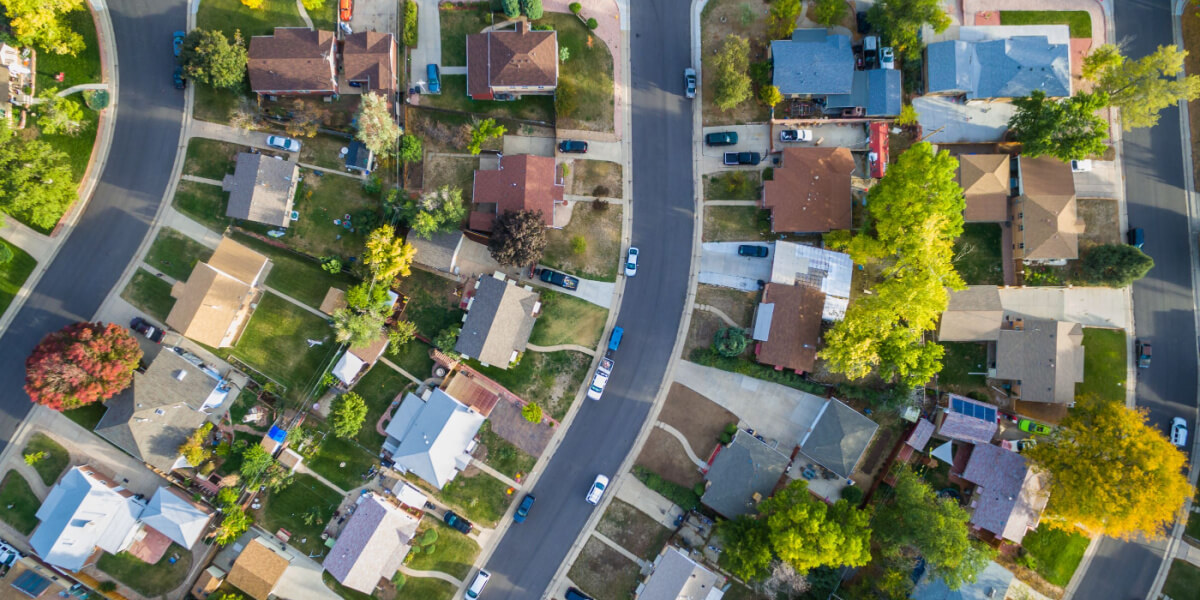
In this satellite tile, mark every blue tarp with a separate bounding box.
[267,425,287,443]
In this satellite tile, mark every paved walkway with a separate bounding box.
[654,422,707,469]
[0,216,54,262]
[295,0,314,28]
[526,342,597,356]
[613,475,684,530]
[300,162,362,179]
[161,207,225,248]
[1178,540,1200,568]
[398,565,464,586]
[263,284,328,320]
[379,356,423,384]
[694,303,740,328]
[181,174,223,186]
[593,531,651,569]
[703,199,757,206]
[565,193,625,205]
[469,458,521,490]
[296,463,348,495]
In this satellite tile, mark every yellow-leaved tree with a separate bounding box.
[362,224,416,283]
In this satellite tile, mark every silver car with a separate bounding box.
[266,135,301,152]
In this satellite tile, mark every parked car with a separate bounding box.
[684,67,697,99]
[586,474,609,505]
[130,317,165,344]
[625,247,639,277]
[607,326,624,355]
[443,511,472,534]
[558,139,589,153]
[513,494,535,522]
[539,268,579,290]
[172,31,185,57]
[863,35,879,68]
[339,21,353,36]
[1016,438,1037,453]
[587,358,613,401]
[1171,417,1189,447]
[426,63,440,94]
[738,244,769,258]
[1018,419,1052,435]
[172,66,186,90]
[566,588,595,600]
[339,0,353,21]
[705,131,738,146]
[880,47,895,69]
[779,129,813,143]
[1070,159,1094,172]
[1127,227,1145,249]
[266,135,301,152]
[465,570,490,599]
[855,11,870,34]
[1136,339,1152,368]
[723,152,762,166]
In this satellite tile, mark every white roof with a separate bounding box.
[770,241,854,321]
[30,468,145,571]
[392,481,428,509]
[140,487,212,548]
[332,351,366,385]
[382,389,486,489]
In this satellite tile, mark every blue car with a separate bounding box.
[426,64,441,94]
[513,494,535,522]
[173,31,186,57]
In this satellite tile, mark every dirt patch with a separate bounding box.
[596,499,672,561]
[701,0,773,126]
[635,428,704,489]
[1076,198,1120,250]
[543,202,623,282]
[1186,7,1200,190]
[850,415,901,487]
[658,383,739,459]
[570,159,623,199]
[487,399,554,457]
[406,108,472,152]
[683,308,726,358]
[696,284,759,327]
[567,536,643,600]
[423,153,479,200]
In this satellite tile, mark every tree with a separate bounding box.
[330,392,368,438]
[1027,394,1192,539]
[178,423,214,466]
[403,0,418,47]
[761,480,872,573]
[345,282,390,311]
[1086,44,1200,130]
[387,320,418,355]
[24,322,142,411]
[559,46,570,63]
[332,307,388,347]
[241,0,264,7]
[0,0,85,56]
[1009,90,1109,162]
[1082,44,1123,81]
[179,29,249,89]
[895,103,919,126]
[712,35,752,111]
[522,402,543,423]
[399,134,423,164]
[433,327,461,359]
[712,327,748,357]
[361,224,416,282]
[280,98,323,138]
[0,122,80,228]
[355,92,402,156]
[866,0,950,56]
[758,84,783,108]
[23,451,44,465]
[767,0,802,40]
[1080,244,1154,287]
[37,90,86,136]
[488,209,548,266]
[402,186,467,239]
[501,0,520,18]
[468,118,507,155]
[555,79,578,117]
[812,0,847,27]
[586,17,598,30]
[520,0,543,20]
[301,0,325,10]
[214,505,252,545]
[216,486,240,508]
[321,256,342,274]
[569,2,582,14]
[239,445,274,486]
[720,516,773,580]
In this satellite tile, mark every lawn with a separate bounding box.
[570,159,622,198]
[231,292,335,395]
[283,173,377,259]
[394,576,455,600]
[424,470,513,527]
[534,12,614,132]
[34,8,102,91]
[0,240,37,318]
[390,340,436,380]
[257,473,342,558]
[472,350,591,420]
[999,10,1092,38]
[173,180,232,233]
[567,536,642,600]
[596,499,672,561]
[306,434,378,491]
[193,83,252,125]
[397,269,464,338]
[422,154,478,202]
[543,203,622,282]
[37,98,101,187]
[352,365,411,448]
[63,403,107,430]
[938,341,989,397]
[184,138,243,181]
[953,223,1004,285]
[1163,559,1200,600]
[702,206,776,242]
[120,268,176,321]
[405,519,481,580]
[529,289,607,348]
[418,75,555,123]
[98,545,193,596]
[307,0,337,31]
[229,231,359,309]
[439,4,492,66]
[699,0,771,126]
[1077,327,1126,404]
[1022,526,1089,587]
[298,133,352,171]
[23,433,70,487]
[704,171,762,201]
[0,472,39,534]
[197,0,305,39]
[476,420,536,479]
[145,228,215,281]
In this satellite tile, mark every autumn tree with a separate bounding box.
[521,402,543,423]
[361,224,416,282]
[330,392,368,438]
[767,0,803,40]
[355,92,401,156]
[1080,244,1154,287]
[399,134,423,163]
[180,29,249,90]
[1009,90,1109,162]
[0,121,80,229]
[1085,44,1200,130]
[896,103,919,126]
[812,0,848,27]
[759,84,783,108]
[280,98,324,138]
[712,35,752,111]
[24,322,142,411]
[178,423,215,466]
[0,0,86,55]
[402,186,467,238]
[216,486,240,509]
[214,505,252,545]
[867,0,950,55]
[37,90,87,136]
[468,118,506,155]
[1027,395,1192,539]
[488,209,548,266]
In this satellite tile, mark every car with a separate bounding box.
[266,135,301,152]
[586,474,609,505]
[738,244,769,258]
[863,35,879,68]
[684,67,697,99]
[1018,419,1052,435]
[426,63,441,93]
[705,131,738,146]
[855,11,870,34]
[539,268,579,290]
[880,47,895,69]
[172,31,185,57]
[625,247,639,277]
[558,139,589,153]
[130,317,165,344]
[1070,159,1094,173]
[172,66,186,90]
[339,21,353,35]
[465,570,490,599]
[607,326,623,354]
[339,0,353,22]
[1016,438,1038,453]
[1127,227,1145,249]
[587,358,614,401]
[780,129,813,142]
[513,494,535,522]
[1136,339,1152,368]
[565,588,595,600]
[1171,417,1189,448]
[723,151,762,166]
[443,510,472,534]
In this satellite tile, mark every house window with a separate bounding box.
[1019,243,1025,249]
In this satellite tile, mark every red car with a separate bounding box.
[339,0,353,21]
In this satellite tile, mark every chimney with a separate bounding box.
[175,370,188,382]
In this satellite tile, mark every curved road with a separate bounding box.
[480,0,694,597]
[0,0,187,447]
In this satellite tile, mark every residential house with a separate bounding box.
[937,286,1004,342]
[381,388,486,489]
[752,283,824,374]
[958,154,1011,223]
[799,398,878,478]
[455,273,540,369]
[222,153,299,228]
[342,31,398,96]
[761,148,855,234]
[95,348,233,473]
[226,537,291,600]
[127,487,214,564]
[1011,155,1083,262]
[407,230,465,275]
[956,442,1049,544]
[701,430,790,519]
[469,154,565,233]
[324,493,420,594]
[344,140,375,174]
[912,561,1016,600]
[29,466,145,572]
[770,30,854,99]
[937,394,999,445]
[466,22,558,100]
[926,35,1071,100]
[0,43,33,124]
[826,68,903,117]
[191,565,226,599]
[331,330,392,386]
[166,238,270,348]
[248,28,338,96]
[635,546,726,600]
[768,241,854,320]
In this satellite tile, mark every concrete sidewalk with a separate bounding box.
[613,475,685,530]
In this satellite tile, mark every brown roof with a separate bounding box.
[471,154,563,230]
[959,154,1010,222]
[761,147,855,233]
[227,538,290,600]
[320,288,348,314]
[1015,156,1083,260]
[349,332,390,364]
[755,284,824,373]
[223,153,299,227]
[466,24,558,98]
[343,31,397,95]
[995,319,1084,405]
[166,238,269,348]
[938,286,1004,342]
[248,28,337,94]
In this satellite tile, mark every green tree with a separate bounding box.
[97,581,117,593]
[895,103,919,126]
[866,0,950,55]
[433,327,461,358]
[763,480,872,573]
[758,84,783,108]
[330,392,368,438]
[362,224,416,282]
[1008,90,1109,162]
[321,256,342,274]
[332,306,388,347]
[345,282,390,311]
[178,423,214,467]
[1086,44,1200,130]
[387,320,418,355]
[399,134,423,164]
[559,46,570,63]
[569,2,581,13]
[403,0,418,47]
[813,0,848,27]
[521,402,543,423]
[214,505,252,545]
[468,118,507,155]
[501,0,520,18]
[402,186,467,238]
[520,0,543,20]
[570,235,587,254]
[712,35,752,111]
[1081,44,1122,81]
[355,92,402,157]
[767,0,803,40]
[216,486,240,508]
[36,90,86,136]
[719,516,773,580]
[0,0,85,55]
[23,451,44,466]
[1080,244,1154,287]
[0,122,80,229]
[179,29,249,89]
[239,445,274,486]
[712,327,748,357]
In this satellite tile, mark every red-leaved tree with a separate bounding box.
[24,322,143,411]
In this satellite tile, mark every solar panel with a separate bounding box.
[950,396,996,422]
[952,398,966,414]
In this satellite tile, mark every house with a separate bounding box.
[701,430,790,518]
[138,487,214,549]
[342,31,398,96]
[0,43,33,124]
[995,317,1084,405]
[635,546,726,600]
[925,36,1071,100]
[94,348,233,473]
[408,230,465,274]
[166,238,270,348]
[1011,155,1083,262]
[770,30,854,98]
[938,285,1004,342]
[799,398,878,478]
[752,283,824,374]
[324,493,420,594]
[248,28,338,96]
[344,141,375,174]
[226,537,291,600]
[958,154,1011,223]
[825,68,903,117]
[768,241,854,320]
[466,22,557,100]
[331,330,392,386]
[191,565,226,599]
[455,273,540,368]
[381,388,486,489]
[29,466,145,572]
[912,561,1016,600]
[956,443,1049,543]
[761,148,855,234]
[222,153,299,228]
[937,394,999,445]
[469,154,565,232]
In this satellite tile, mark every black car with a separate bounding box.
[130,317,166,344]
[558,139,588,153]
[443,510,472,534]
[539,269,579,290]
[738,244,769,258]
[723,151,761,166]
[705,131,738,146]
[856,11,870,34]
[172,66,186,90]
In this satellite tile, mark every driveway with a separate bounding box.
[503,135,556,157]
[1073,160,1123,200]
[769,121,869,152]
[996,287,1129,330]
[699,124,770,174]
[349,0,398,34]
[697,242,773,291]
[913,96,1015,144]
[407,0,442,93]
[559,139,622,163]
[522,267,615,309]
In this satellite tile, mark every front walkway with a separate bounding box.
[612,475,684,530]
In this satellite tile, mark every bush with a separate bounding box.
[840,485,864,504]
[403,0,419,47]
[1079,244,1154,287]
[522,402,543,423]
[762,167,774,181]
[834,382,905,408]
[718,432,732,445]
[570,235,587,255]
[712,327,748,357]
[98,581,117,593]
[632,466,699,510]
[586,17,598,29]
[723,423,738,436]
[693,482,707,496]
[569,2,582,13]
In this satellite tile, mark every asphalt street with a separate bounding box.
[1073,1,1197,597]
[0,0,186,449]
[480,1,695,597]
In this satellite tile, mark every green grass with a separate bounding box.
[120,268,176,321]
[96,543,192,596]
[529,290,607,348]
[38,99,101,186]
[471,350,591,420]
[418,75,555,123]
[405,519,481,580]
[173,180,232,233]
[283,173,376,259]
[193,82,252,124]
[389,340,435,380]
[953,223,1004,285]
[228,387,270,432]
[477,421,536,479]
[63,403,107,430]
[394,576,455,600]
[999,10,1092,38]
[197,0,305,39]
[397,269,464,338]
[1163,559,1200,600]
[439,4,492,67]
[298,133,353,170]
[432,470,513,527]
[323,570,376,600]
[307,0,337,31]
[702,206,777,242]
[1188,504,1200,542]
[938,341,989,395]
[704,171,762,201]
[229,231,359,310]
[1077,327,1126,404]
[1021,526,1089,587]
[0,472,39,534]
[352,364,412,449]
[145,228,215,281]
[23,433,70,487]
[534,12,614,132]
[184,138,243,181]
[231,293,335,394]
[258,473,342,558]
[306,434,378,491]
[0,240,37,318]
[631,465,699,511]
[34,8,101,91]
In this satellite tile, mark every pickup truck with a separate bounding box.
[779,129,813,142]
[723,152,762,166]
[587,358,614,401]
[539,268,579,290]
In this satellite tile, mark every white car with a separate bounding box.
[1171,417,1189,448]
[266,135,301,152]
[586,474,609,505]
[465,570,490,598]
[587,358,614,401]
[1071,159,1093,173]
[625,247,639,277]
[880,47,895,69]
[780,129,813,142]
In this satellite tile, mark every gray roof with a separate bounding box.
[639,547,725,600]
[408,230,464,273]
[771,31,854,96]
[455,275,539,368]
[825,69,902,116]
[30,467,145,571]
[223,153,298,227]
[381,389,485,489]
[799,398,878,478]
[702,430,790,518]
[926,37,1070,100]
[995,318,1084,404]
[912,561,1015,600]
[140,487,213,548]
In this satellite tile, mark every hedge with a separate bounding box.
[403,0,419,47]
[632,465,699,511]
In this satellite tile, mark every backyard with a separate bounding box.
[0,472,39,534]
[228,292,336,396]
[1078,327,1127,404]
[183,138,243,180]
[700,0,771,126]
[23,433,70,486]
[534,12,615,132]
[120,268,176,321]
[939,341,990,398]
[953,223,1004,286]
[567,536,642,600]
[1021,526,1090,587]
[438,3,492,66]
[282,173,377,259]
[256,473,343,559]
[297,133,353,171]
[529,290,607,348]
[702,206,776,242]
[174,180,233,233]
[596,500,672,561]
[351,365,412,449]
[397,269,464,338]
[422,154,478,202]
[389,340,436,380]
[229,231,359,309]
[570,160,622,198]
[0,241,36,318]
[97,544,193,596]
[405,519,481,580]
[542,203,622,282]
[306,434,378,491]
[145,228,215,281]
[473,350,591,420]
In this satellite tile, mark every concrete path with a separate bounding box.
[526,343,597,356]
[379,356,423,384]
[11,460,49,499]
[161,207,224,249]
[704,200,758,206]
[521,267,615,309]
[469,458,521,490]
[694,304,740,328]
[0,216,54,262]
[1177,541,1200,569]
[442,66,467,75]
[296,462,348,495]
[613,475,683,530]
[398,565,464,586]
[565,193,625,205]
[295,0,314,28]
[653,422,707,469]
[140,263,179,285]
[263,285,328,320]
[181,174,223,186]
[592,531,650,569]
[26,83,111,104]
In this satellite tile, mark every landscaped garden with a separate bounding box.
[472,350,591,420]
[0,472,40,534]
[0,240,37,318]
[529,290,607,348]
[173,180,233,233]
[256,473,342,558]
[227,292,335,396]
[96,543,193,597]
[33,7,102,187]
[405,519,481,579]
[543,204,622,282]
[120,268,176,321]
[145,228,215,281]
[183,138,242,181]
[229,232,358,310]
[1078,327,1127,404]
[23,433,70,486]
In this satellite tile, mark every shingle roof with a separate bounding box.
[639,547,725,600]
[958,154,1011,222]
[343,32,397,95]
[324,494,419,594]
[907,418,935,450]
[140,487,214,549]
[466,24,558,98]
[799,398,878,478]
[761,148,855,233]
[754,283,824,373]
[456,275,539,367]
[408,230,463,273]
[702,430,790,518]
[937,394,999,444]
[30,467,144,572]
[960,443,1049,543]
[471,154,563,232]
[770,31,854,96]
[1015,156,1082,260]
[995,319,1084,404]
[166,238,268,348]
[938,286,1003,341]
[227,538,290,600]
[224,153,298,227]
[248,28,337,94]
[382,389,486,489]
[825,69,903,116]
[926,36,1071,99]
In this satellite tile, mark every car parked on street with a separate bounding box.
[1172,417,1189,447]
[539,268,579,290]
[566,588,595,600]
[684,67,696,98]
[465,570,490,599]
[705,131,738,146]
[587,358,613,401]
[1018,419,1052,435]
[723,151,762,166]
[443,510,472,534]
[1136,339,1152,368]
[625,247,639,276]
[130,317,165,344]
[558,139,588,153]
[173,31,185,57]
[339,0,353,21]
[514,494,535,522]
[1128,227,1145,249]
[266,135,301,152]
[586,474,609,505]
[779,129,813,142]
[172,67,186,90]
[738,244,769,257]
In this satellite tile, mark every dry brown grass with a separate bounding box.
[567,537,643,600]
[570,160,623,198]
[543,203,623,281]
[683,308,727,357]
[701,0,772,126]
[635,428,705,489]
[1076,198,1120,250]
[695,284,759,326]
[658,382,738,458]
[422,154,479,200]
[596,499,672,561]
[1185,8,1200,190]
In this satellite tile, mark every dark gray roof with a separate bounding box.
[825,69,902,117]
[408,230,463,273]
[455,275,539,368]
[799,398,878,478]
[926,37,1070,99]
[345,141,373,172]
[223,153,298,227]
[771,31,854,96]
[701,431,790,518]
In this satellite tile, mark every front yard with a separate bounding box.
[953,223,1004,286]
[23,433,70,487]
[282,173,376,259]
[534,12,615,132]
[145,228,215,281]
[256,473,342,559]
[439,4,492,66]
[306,434,378,491]
[999,10,1092,38]
[418,75,555,123]
[174,180,233,233]
[596,500,672,561]
[1164,559,1200,600]
[529,290,607,348]
[410,468,512,528]
[394,576,455,600]
[183,138,242,181]
[197,0,305,39]
[1021,526,1090,587]
[34,8,101,91]
[567,536,642,600]
[229,231,358,310]
[473,350,591,420]
[0,241,37,318]
[0,472,39,534]
[96,543,192,597]
[704,171,762,201]
[229,292,334,396]
[702,206,776,242]
[542,203,622,282]
[475,420,537,480]
[1078,327,1126,404]
[120,268,176,321]
[405,519,480,580]
[570,160,622,198]
[700,0,771,126]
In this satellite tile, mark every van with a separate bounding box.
[465,570,490,598]
[426,64,441,94]
[608,327,624,354]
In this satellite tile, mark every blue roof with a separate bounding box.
[11,571,51,597]
[912,561,1015,600]
[267,424,287,443]
[926,37,1070,99]
[826,69,902,116]
[950,396,997,422]
[771,31,854,96]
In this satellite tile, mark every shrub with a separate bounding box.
[569,1,582,13]
[841,485,864,504]
[689,348,827,394]
[896,103,919,126]
[320,256,342,274]
[723,423,738,436]
[693,482,707,496]
[522,402,543,423]
[762,167,774,181]
[98,581,117,593]
[712,327,748,357]
[586,17,598,29]
[570,235,587,255]
[403,0,419,47]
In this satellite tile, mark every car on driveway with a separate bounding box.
[705,131,738,146]
[1136,339,1152,368]
[172,67,186,90]
[426,63,440,93]
[443,510,472,534]
[738,244,769,257]
[587,358,613,401]
[558,139,589,153]
[723,151,761,166]
[566,588,594,600]
[513,494,535,522]
[172,31,185,57]
[1018,419,1052,435]
[880,47,895,69]
[266,135,301,152]
[1071,159,1094,173]
[586,474,609,505]
[539,268,579,290]
[339,0,353,21]
[1171,417,1189,447]
[625,247,639,277]
[130,317,165,344]
[779,129,812,142]
[684,67,696,98]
